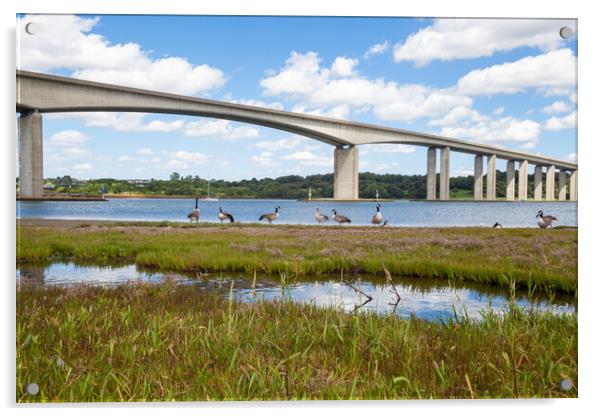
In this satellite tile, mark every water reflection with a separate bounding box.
[17,262,576,322]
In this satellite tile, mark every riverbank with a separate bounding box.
[17,219,578,293]
[16,282,577,401]
[17,196,107,201]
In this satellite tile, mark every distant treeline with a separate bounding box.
[44,171,561,200]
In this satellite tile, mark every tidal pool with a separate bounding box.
[17,262,576,322]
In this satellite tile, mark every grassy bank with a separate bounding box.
[17,282,577,401]
[17,222,578,293]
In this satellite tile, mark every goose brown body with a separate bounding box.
[218,207,234,223]
[315,208,329,224]
[331,209,351,225]
[259,206,280,224]
[371,204,383,225]
[187,198,200,223]
[536,210,557,229]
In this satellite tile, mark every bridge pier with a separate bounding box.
[333,145,358,200]
[546,165,556,201]
[439,147,450,200]
[518,160,528,200]
[558,171,567,201]
[426,147,437,200]
[506,160,515,201]
[18,110,43,198]
[534,165,543,201]
[569,170,578,201]
[473,154,483,200]
[486,154,497,200]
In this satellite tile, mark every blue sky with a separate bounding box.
[16,15,577,180]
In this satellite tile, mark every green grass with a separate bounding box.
[16,282,577,401]
[17,222,578,293]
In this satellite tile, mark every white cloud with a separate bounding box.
[261,51,329,97]
[438,112,541,148]
[364,41,390,58]
[492,107,505,116]
[227,98,284,110]
[49,130,88,146]
[544,111,576,131]
[46,130,93,168]
[255,136,302,151]
[330,57,359,78]
[138,119,184,132]
[292,104,351,120]
[143,157,162,164]
[454,167,473,177]
[280,150,332,166]
[566,152,577,163]
[17,15,226,95]
[171,150,209,164]
[373,162,400,172]
[183,119,260,140]
[393,19,574,67]
[456,49,576,96]
[543,101,571,114]
[428,106,484,127]
[118,156,134,162]
[136,148,154,155]
[165,160,189,170]
[52,112,186,133]
[369,144,417,154]
[164,151,209,171]
[261,51,472,122]
[72,163,92,171]
[252,151,279,168]
[61,147,91,159]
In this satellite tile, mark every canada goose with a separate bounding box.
[536,210,557,229]
[259,205,280,224]
[372,204,383,226]
[315,208,329,224]
[331,209,351,225]
[493,222,503,228]
[187,198,200,223]
[380,219,389,227]
[218,207,234,223]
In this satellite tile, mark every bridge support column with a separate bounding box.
[534,165,543,201]
[506,160,515,201]
[546,165,556,201]
[486,154,497,200]
[518,160,528,200]
[439,147,450,200]
[569,170,578,201]
[473,155,483,200]
[558,171,567,201]
[18,110,43,198]
[333,145,358,200]
[426,147,437,200]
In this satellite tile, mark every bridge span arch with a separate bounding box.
[17,70,577,201]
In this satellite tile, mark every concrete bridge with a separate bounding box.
[16,70,578,201]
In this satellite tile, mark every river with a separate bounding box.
[17,198,577,227]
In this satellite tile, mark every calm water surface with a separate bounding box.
[17,263,576,322]
[17,198,577,227]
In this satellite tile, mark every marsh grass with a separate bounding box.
[17,223,577,293]
[16,282,577,402]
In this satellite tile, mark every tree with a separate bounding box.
[169,172,181,181]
